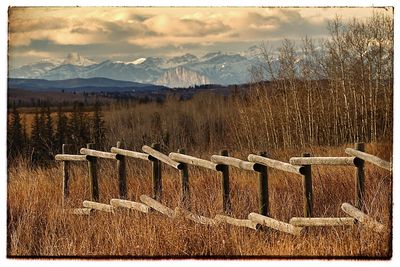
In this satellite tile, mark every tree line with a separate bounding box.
[242,11,393,149]
[7,101,106,166]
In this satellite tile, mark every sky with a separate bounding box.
[8,7,392,67]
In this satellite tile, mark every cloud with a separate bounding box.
[8,7,386,66]
[143,15,231,37]
[229,9,329,40]
[9,16,68,33]
[70,27,99,34]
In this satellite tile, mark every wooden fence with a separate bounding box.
[55,142,391,235]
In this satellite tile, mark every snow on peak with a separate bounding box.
[62,52,96,66]
[38,58,64,66]
[112,58,147,65]
[129,58,147,65]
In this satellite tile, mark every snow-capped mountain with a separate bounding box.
[10,62,58,79]
[62,52,96,66]
[163,54,198,68]
[155,66,211,88]
[9,47,267,87]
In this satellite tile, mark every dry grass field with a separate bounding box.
[7,142,392,258]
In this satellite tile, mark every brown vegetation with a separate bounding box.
[7,13,393,258]
[7,143,391,257]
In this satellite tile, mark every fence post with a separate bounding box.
[117,141,127,199]
[220,149,231,214]
[62,144,72,208]
[302,153,313,217]
[87,143,99,202]
[151,143,162,201]
[258,151,269,216]
[178,148,190,209]
[355,142,365,211]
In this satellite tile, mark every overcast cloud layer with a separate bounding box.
[8,7,389,67]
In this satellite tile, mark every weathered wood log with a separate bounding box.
[289,217,356,226]
[139,195,175,218]
[64,208,92,215]
[354,143,365,210]
[258,151,269,216]
[211,155,261,172]
[110,199,151,213]
[302,153,313,218]
[80,148,119,160]
[142,145,183,170]
[116,141,127,199]
[248,213,303,235]
[150,143,162,201]
[248,154,304,175]
[215,214,260,230]
[86,144,99,202]
[341,203,384,232]
[111,147,152,161]
[345,147,391,171]
[55,154,88,161]
[219,150,231,214]
[178,148,190,209]
[83,200,114,213]
[289,156,361,166]
[175,207,216,225]
[169,152,222,171]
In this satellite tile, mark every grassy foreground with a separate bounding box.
[7,143,391,258]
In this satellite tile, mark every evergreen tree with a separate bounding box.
[8,103,24,158]
[55,105,69,153]
[70,102,90,147]
[70,102,80,145]
[77,103,90,146]
[30,110,46,163]
[21,116,29,155]
[92,101,106,148]
[43,105,54,153]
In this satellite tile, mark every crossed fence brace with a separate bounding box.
[55,142,391,235]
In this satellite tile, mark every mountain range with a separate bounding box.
[9,47,266,88]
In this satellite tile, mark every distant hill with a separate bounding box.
[8,77,170,92]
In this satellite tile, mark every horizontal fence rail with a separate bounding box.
[210,155,262,172]
[110,199,151,213]
[289,217,356,227]
[55,154,88,161]
[142,145,183,170]
[341,203,384,232]
[169,152,223,171]
[175,207,216,225]
[80,148,119,160]
[83,200,114,213]
[248,213,303,235]
[139,195,175,218]
[215,214,260,230]
[345,148,392,171]
[110,147,152,161]
[289,156,361,166]
[248,154,304,175]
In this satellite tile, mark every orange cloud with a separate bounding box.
[8,7,391,65]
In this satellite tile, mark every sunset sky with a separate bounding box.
[8,7,392,67]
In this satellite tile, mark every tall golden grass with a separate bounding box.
[7,143,391,257]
